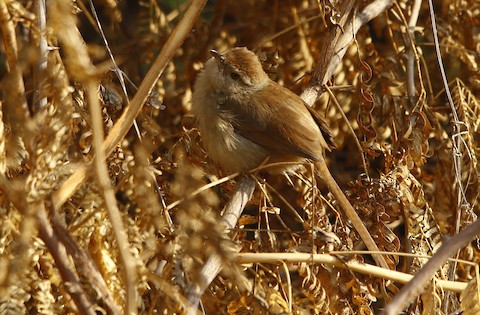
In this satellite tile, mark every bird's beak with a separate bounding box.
[210,50,225,66]
[210,49,222,60]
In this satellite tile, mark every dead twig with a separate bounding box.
[33,0,48,111]
[47,0,139,311]
[186,175,256,314]
[37,204,96,315]
[301,0,394,105]
[236,252,467,293]
[49,211,122,315]
[381,219,480,314]
[86,80,135,314]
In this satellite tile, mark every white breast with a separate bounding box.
[192,62,268,172]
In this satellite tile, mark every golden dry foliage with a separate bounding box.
[460,269,480,315]
[0,0,479,314]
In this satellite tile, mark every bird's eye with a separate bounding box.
[230,72,240,80]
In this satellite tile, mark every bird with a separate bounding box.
[191,47,336,174]
[191,47,388,270]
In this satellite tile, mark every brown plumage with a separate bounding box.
[192,47,335,173]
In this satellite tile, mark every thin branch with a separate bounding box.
[329,250,477,266]
[281,261,293,313]
[301,0,394,105]
[87,0,143,140]
[325,85,369,177]
[33,0,48,110]
[50,207,122,315]
[33,0,46,96]
[86,80,138,315]
[257,15,324,48]
[186,175,256,314]
[392,1,427,110]
[263,179,306,226]
[0,175,92,313]
[166,172,241,211]
[427,0,470,232]
[236,252,467,293]
[406,0,421,99]
[37,204,96,315]
[381,218,480,314]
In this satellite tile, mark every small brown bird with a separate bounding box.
[191,47,335,173]
[192,47,387,269]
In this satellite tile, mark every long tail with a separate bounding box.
[314,159,389,269]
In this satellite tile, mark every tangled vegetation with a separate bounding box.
[0,0,479,314]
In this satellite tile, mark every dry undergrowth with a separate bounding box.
[0,0,480,314]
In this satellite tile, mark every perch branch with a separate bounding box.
[301,0,394,105]
[187,175,256,314]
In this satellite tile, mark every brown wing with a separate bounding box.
[304,104,337,150]
[220,82,333,161]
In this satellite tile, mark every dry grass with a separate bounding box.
[0,0,480,314]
